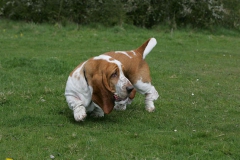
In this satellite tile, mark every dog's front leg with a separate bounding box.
[66,96,87,121]
[90,102,104,118]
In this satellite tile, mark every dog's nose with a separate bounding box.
[126,86,134,94]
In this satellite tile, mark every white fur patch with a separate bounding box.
[65,61,92,107]
[115,51,132,58]
[134,79,152,94]
[143,38,157,59]
[131,50,136,55]
[93,55,123,73]
[134,79,159,101]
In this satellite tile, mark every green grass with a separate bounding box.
[0,20,240,159]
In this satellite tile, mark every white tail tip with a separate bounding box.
[143,38,157,59]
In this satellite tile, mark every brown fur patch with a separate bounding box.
[84,58,119,114]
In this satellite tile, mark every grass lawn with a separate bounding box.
[0,20,240,159]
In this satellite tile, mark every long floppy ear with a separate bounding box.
[102,70,114,93]
[90,74,115,114]
[84,58,115,114]
[135,38,157,59]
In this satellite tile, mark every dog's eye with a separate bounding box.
[111,71,118,78]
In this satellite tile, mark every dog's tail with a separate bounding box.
[135,38,157,59]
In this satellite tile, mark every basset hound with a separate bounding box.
[65,55,134,121]
[104,38,159,112]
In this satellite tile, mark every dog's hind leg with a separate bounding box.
[128,61,159,112]
[144,85,159,112]
[134,80,159,112]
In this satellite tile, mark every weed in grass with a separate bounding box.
[0,20,240,159]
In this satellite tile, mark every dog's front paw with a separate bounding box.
[114,97,130,111]
[73,105,87,121]
[114,103,127,111]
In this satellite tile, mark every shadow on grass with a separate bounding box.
[59,107,120,126]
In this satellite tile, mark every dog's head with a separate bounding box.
[84,55,133,114]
